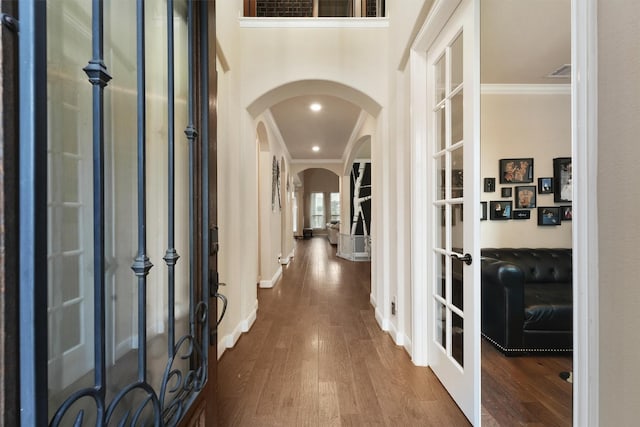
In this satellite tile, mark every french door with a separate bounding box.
[18,0,220,425]
[425,0,480,422]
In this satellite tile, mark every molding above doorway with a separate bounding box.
[481,84,571,95]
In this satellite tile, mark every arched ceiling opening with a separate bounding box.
[247,80,381,163]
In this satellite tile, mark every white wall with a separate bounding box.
[214,0,436,359]
[481,92,572,248]
[381,0,436,352]
[215,0,388,356]
[598,1,640,423]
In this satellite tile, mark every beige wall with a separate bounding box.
[481,93,572,248]
[215,0,392,357]
[302,168,339,230]
[598,1,640,424]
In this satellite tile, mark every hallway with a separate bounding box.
[217,237,469,426]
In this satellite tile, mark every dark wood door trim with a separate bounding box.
[0,0,20,424]
[180,0,218,425]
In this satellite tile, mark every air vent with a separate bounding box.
[546,64,571,78]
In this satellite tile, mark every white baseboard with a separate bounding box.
[370,293,377,308]
[259,265,282,288]
[217,300,259,360]
[242,300,258,333]
[389,321,403,346]
[279,247,295,265]
[116,337,135,360]
[375,307,389,331]
[403,335,413,357]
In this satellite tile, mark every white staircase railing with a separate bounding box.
[337,233,371,261]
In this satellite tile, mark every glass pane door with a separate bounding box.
[432,30,465,369]
[426,0,479,422]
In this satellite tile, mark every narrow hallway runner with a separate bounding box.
[217,237,469,426]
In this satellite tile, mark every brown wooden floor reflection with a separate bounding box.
[217,237,469,426]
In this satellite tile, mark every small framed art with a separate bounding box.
[515,185,536,209]
[499,158,534,184]
[481,202,487,221]
[561,205,573,221]
[538,177,554,194]
[501,187,512,198]
[553,157,572,202]
[490,201,512,220]
[484,177,496,192]
[538,207,561,226]
[513,210,531,220]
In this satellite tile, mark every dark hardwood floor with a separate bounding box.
[481,339,572,426]
[217,237,572,426]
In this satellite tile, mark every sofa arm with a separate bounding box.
[481,259,526,352]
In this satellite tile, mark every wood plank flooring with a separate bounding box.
[481,339,572,426]
[217,237,573,426]
[217,237,468,426]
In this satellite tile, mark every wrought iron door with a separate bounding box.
[18,0,221,425]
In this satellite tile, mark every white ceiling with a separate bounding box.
[269,95,361,160]
[481,0,571,84]
[268,0,571,162]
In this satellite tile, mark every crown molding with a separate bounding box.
[481,84,571,95]
[290,158,342,164]
[239,17,389,29]
[262,109,293,164]
[341,111,368,165]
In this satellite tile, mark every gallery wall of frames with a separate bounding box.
[480,93,572,248]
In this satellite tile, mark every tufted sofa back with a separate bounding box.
[481,248,572,284]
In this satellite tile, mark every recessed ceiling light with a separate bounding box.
[312,146,320,152]
[310,103,322,112]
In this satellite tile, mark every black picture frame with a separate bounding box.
[481,201,487,220]
[515,185,537,209]
[513,210,531,220]
[501,187,512,198]
[499,158,534,184]
[538,207,562,226]
[538,177,554,194]
[561,205,573,221]
[553,157,572,202]
[490,201,512,220]
[484,177,496,192]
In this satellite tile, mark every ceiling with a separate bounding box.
[481,0,571,84]
[267,0,571,163]
[269,95,361,160]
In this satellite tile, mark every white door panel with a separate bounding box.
[424,0,480,422]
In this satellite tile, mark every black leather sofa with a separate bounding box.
[481,248,573,355]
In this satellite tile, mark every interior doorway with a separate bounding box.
[479,0,573,424]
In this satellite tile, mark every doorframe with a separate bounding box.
[410,0,599,426]
[572,0,599,425]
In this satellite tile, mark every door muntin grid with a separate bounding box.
[432,30,465,370]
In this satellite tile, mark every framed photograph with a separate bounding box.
[484,177,496,192]
[515,185,537,209]
[513,210,531,220]
[499,158,534,184]
[538,207,562,226]
[452,169,464,198]
[538,177,554,194]
[490,201,512,220]
[561,205,573,221]
[553,157,572,202]
[481,201,487,221]
[501,187,512,198]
